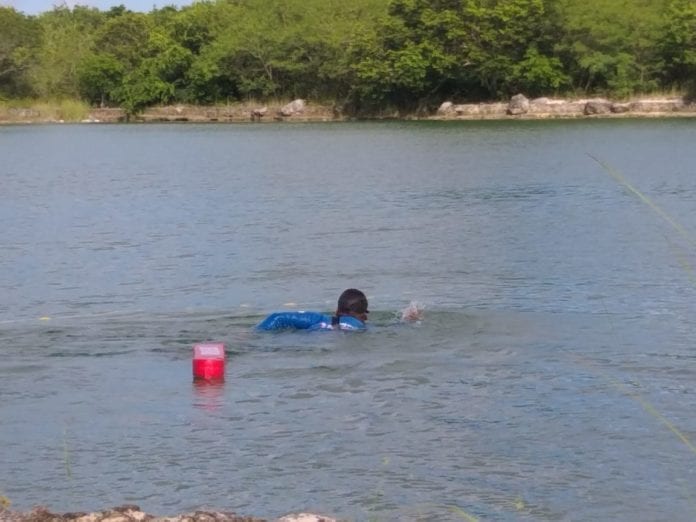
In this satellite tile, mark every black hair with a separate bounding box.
[337,288,369,315]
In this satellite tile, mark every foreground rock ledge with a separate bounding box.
[0,506,338,522]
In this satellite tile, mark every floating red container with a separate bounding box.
[193,342,225,382]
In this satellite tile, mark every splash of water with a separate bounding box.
[400,300,424,323]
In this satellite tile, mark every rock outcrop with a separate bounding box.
[584,98,613,115]
[507,94,530,115]
[0,506,337,522]
[279,99,305,117]
[2,96,695,124]
[250,107,268,121]
[432,95,695,120]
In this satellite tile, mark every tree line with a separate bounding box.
[1,0,695,115]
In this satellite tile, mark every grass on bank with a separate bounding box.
[0,98,90,122]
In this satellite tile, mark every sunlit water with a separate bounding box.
[1,120,696,521]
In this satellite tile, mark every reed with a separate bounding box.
[32,99,90,122]
[0,98,90,122]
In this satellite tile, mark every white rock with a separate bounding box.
[437,101,454,114]
[276,513,337,522]
[280,99,306,116]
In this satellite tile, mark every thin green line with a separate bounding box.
[449,505,479,521]
[587,153,696,248]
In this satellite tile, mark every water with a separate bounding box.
[1,120,696,521]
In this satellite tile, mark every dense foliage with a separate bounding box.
[1,0,694,114]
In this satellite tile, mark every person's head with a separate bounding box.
[336,288,369,322]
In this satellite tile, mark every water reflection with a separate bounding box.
[192,380,225,412]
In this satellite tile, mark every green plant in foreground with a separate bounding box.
[0,493,10,509]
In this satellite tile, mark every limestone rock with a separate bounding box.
[454,103,480,116]
[629,98,685,112]
[610,102,631,113]
[437,101,454,115]
[507,94,530,115]
[479,102,507,115]
[279,99,306,117]
[99,516,129,522]
[451,103,506,117]
[584,98,612,115]
[275,514,336,522]
[74,515,99,522]
[250,107,268,121]
[528,99,585,115]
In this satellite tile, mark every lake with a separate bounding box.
[1,120,695,521]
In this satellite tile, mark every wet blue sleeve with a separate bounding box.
[255,311,328,331]
[336,316,366,331]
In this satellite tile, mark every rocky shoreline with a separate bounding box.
[0,506,337,522]
[1,94,695,124]
[435,93,696,119]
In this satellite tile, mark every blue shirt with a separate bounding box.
[255,311,366,331]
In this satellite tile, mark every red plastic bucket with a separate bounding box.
[193,343,225,382]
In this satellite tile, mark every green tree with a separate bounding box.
[350,0,567,110]
[85,11,192,113]
[184,0,385,103]
[0,7,39,97]
[93,11,151,68]
[210,2,284,98]
[661,0,696,98]
[185,48,239,103]
[114,67,174,116]
[77,53,124,106]
[155,2,217,55]
[469,0,567,96]
[510,46,568,95]
[30,6,103,98]
[349,0,468,111]
[555,0,667,97]
[4,0,690,112]
[112,30,192,115]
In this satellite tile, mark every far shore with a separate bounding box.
[1,95,695,125]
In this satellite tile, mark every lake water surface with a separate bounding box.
[1,120,696,521]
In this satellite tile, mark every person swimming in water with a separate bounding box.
[256,288,369,331]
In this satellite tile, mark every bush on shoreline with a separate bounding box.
[1,0,695,117]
